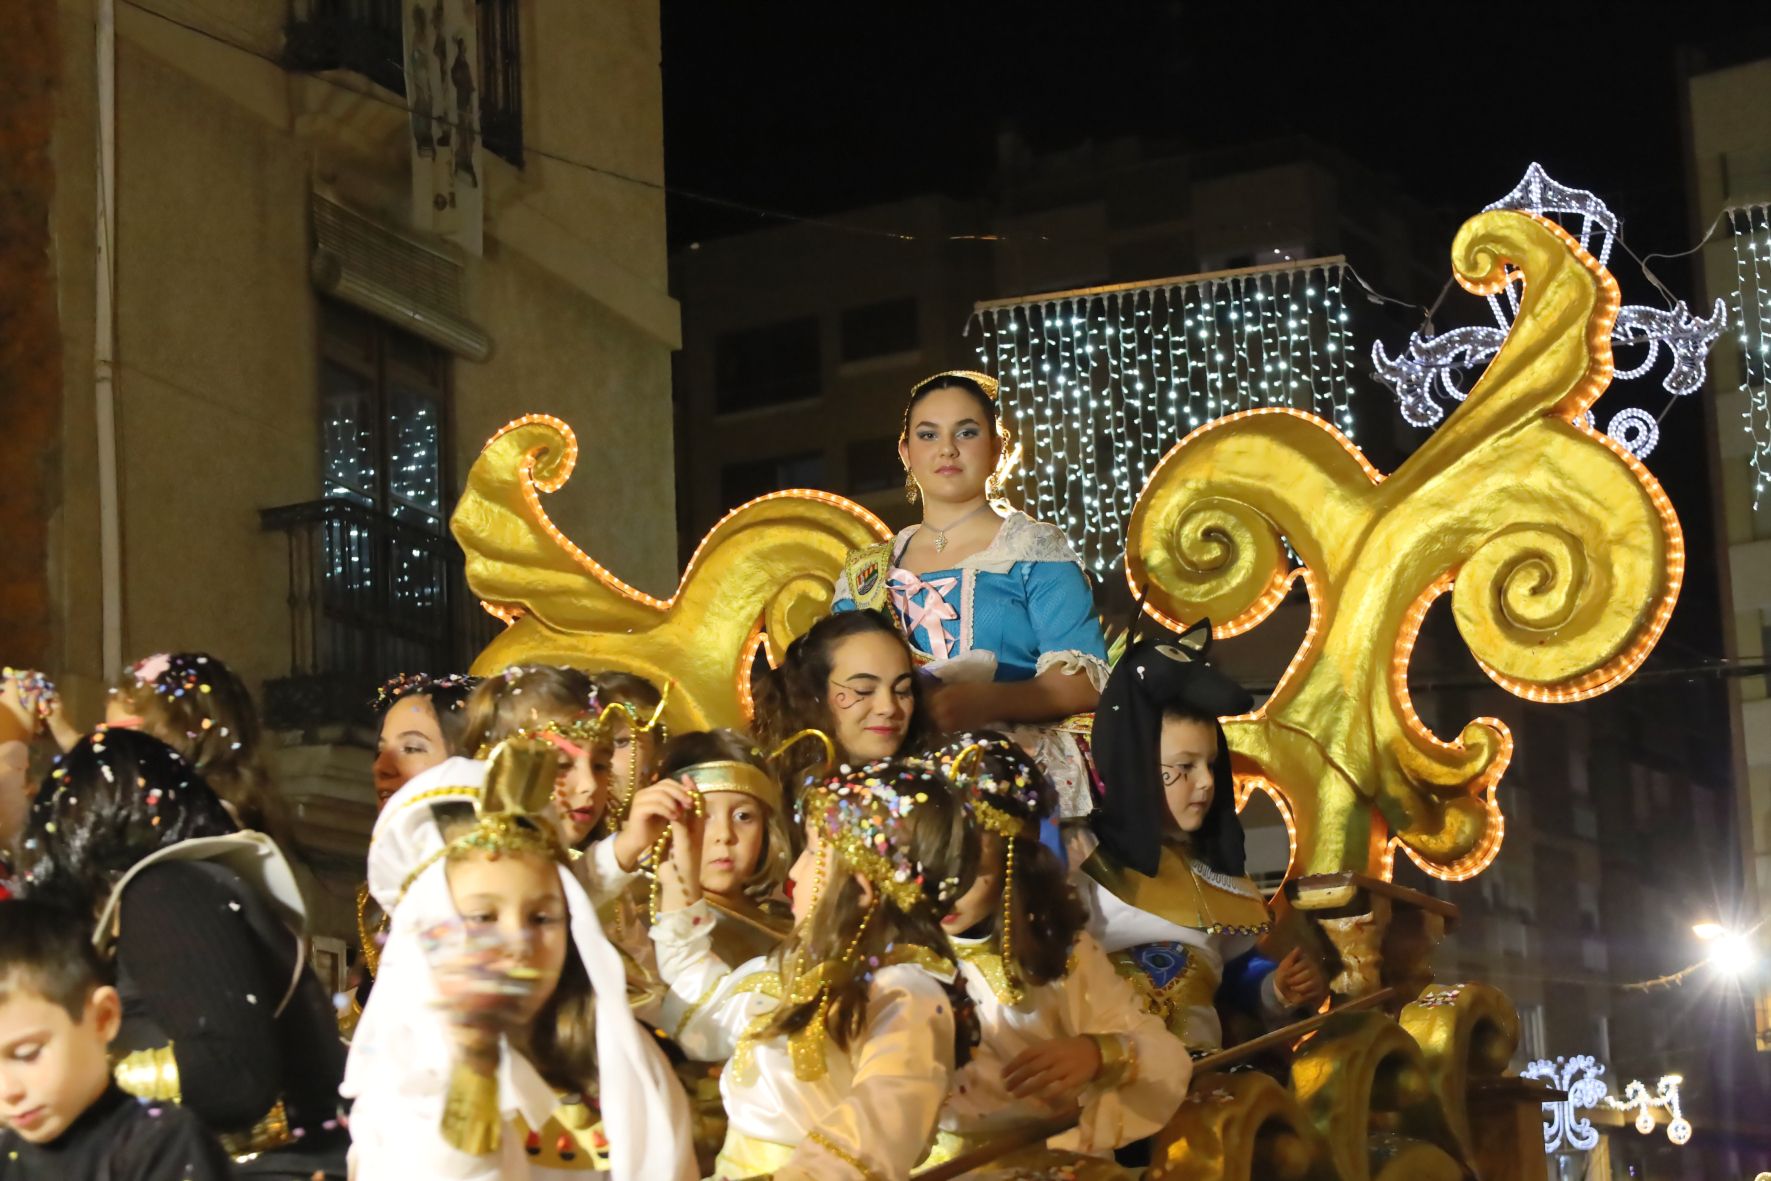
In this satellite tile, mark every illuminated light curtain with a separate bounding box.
[969,259,1358,576]
[1727,203,1771,505]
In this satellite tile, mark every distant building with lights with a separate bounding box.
[4,0,680,954]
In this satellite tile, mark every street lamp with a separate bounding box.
[1693,921,1759,978]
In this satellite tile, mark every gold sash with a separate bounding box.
[1082,845,1271,936]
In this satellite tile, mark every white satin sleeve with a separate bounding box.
[1055,934,1193,1152]
[651,900,773,1062]
[775,965,958,1181]
[580,835,640,905]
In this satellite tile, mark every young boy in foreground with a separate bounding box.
[0,899,234,1180]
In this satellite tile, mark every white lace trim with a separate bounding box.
[961,511,1086,574]
[887,512,1084,576]
[1035,648,1110,691]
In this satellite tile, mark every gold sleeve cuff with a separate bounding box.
[1090,1033,1138,1089]
[115,1043,182,1103]
[441,1061,503,1155]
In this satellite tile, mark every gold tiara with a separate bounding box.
[396,738,565,904]
[914,369,999,401]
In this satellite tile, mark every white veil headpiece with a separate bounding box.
[342,751,695,1180]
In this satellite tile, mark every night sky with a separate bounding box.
[661,2,1771,672]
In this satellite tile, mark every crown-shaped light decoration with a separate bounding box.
[1373,163,1725,458]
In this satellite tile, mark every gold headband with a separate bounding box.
[914,369,999,401]
[677,760,781,813]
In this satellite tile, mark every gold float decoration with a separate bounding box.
[451,414,890,732]
[1127,210,1683,881]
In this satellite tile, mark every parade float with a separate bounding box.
[445,172,1706,1179]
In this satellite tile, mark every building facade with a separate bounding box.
[4,0,679,948]
[670,135,1447,556]
[1688,48,1771,1038]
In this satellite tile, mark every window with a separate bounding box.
[840,297,918,363]
[720,451,826,511]
[1518,1004,1546,1061]
[477,0,523,166]
[288,0,523,167]
[846,437,905,496]
[320,299,450,531]
[715,318,821,414]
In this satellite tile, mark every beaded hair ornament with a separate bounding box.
[932,734,1054,1004]
[372,672,480,713]
[1,668,59,727]
[746,758,961,1083]
[109,653,241,750]
[587,683,671,825]
[797,759,964,914]
[121,653,209,699]
[396,737,566,906]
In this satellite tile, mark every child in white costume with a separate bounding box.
[1076,624,1327,1052]
[927,734,1190,1177]
[651,757,978,1181]
[342,745,697,1181]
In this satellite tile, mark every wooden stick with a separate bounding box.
[1188,987,1398,1074]
[909,988,1398,1180]
[911,1113,1081,1181]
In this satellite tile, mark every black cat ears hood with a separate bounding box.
[1089,618,1254,878]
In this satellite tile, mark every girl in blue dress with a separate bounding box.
[833,369,1108,820]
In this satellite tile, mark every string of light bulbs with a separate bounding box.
[1727,204,1771,504]
[968,260,1359,576]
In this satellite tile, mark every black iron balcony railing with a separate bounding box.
[260,498,498,730]
[285,0,524,166]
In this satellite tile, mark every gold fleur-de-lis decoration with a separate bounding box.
[1127,210,1683,882]
[451,414,890,732]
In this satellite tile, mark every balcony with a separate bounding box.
[260,498,498,731]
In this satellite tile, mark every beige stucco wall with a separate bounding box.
[46,0,678,710]
[44,0,677,937]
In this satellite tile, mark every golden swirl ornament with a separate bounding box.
[451,414,890,731]
[1127,210,1682,882]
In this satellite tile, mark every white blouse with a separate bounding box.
[943,931,1191,1152]
[652,901,958,1181]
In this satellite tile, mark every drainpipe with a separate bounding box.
[95,0,122,675]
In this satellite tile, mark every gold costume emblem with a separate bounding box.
[1127,210,1681,882]
[451,414,890,730]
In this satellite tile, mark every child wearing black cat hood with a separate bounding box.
[1073,622,1326,1051]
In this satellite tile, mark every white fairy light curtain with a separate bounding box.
[1727,203,1771,504]
[969,260,1359,576]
